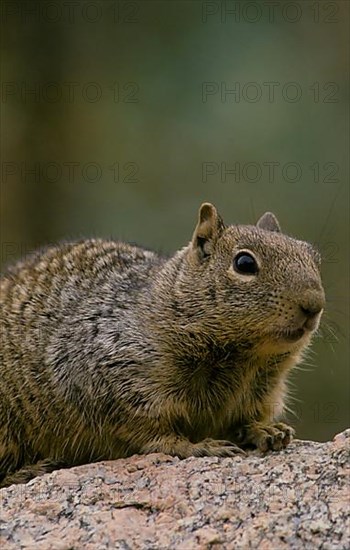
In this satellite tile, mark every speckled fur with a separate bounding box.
[0,204,325,487]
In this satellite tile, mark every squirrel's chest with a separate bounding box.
[175,360,282,439]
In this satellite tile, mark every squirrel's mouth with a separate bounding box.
[277,315,321,343]
[280,327,306,342]
[257,326,310,355]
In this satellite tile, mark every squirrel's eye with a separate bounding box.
[233,252,258,275]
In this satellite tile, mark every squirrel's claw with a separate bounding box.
[192,438,246,458]
[243,422,295,452]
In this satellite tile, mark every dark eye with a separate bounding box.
[233,252,258,275]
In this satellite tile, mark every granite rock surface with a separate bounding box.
[1,430,349,549]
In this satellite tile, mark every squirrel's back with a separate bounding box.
[1,238,162,312]
[1,239,164,356]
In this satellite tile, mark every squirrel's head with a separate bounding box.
[176,202,325,355]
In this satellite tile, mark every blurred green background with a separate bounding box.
[1,0,349,441]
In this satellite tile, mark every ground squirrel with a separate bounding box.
[0,203,325,488]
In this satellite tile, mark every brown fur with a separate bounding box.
[0,204,325,487]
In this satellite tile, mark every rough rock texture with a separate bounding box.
[0,430,349,550]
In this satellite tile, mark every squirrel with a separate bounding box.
[0,203,325,488]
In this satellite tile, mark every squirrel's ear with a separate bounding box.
[256,212,281,233]
[191,203,225,259]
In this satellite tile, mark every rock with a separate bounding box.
[0,430,349,549]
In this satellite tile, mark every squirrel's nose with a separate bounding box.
[300,303,322,319]
[299,289,325,321]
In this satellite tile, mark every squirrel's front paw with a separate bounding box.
[245,422,295,452]
[192,438,246,457]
